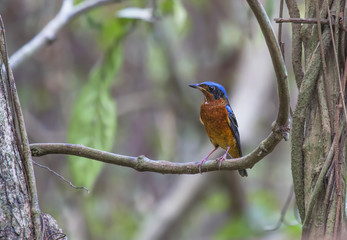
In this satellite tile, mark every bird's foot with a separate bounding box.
[216,153,228,169]
[197,158,208,174]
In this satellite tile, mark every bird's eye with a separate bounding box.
[208,86,215,92]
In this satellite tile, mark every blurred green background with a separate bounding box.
[2,0,302,239]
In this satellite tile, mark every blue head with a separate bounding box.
[189,81,230,102]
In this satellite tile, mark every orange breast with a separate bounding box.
[200,101,240,158]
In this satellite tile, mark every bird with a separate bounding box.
[189,81,248,177]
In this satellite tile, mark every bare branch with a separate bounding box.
[274,17,329,24]
[265,185,294,231]
[246,0,290,134]
[30,139,282,174]
[9,0,125,69]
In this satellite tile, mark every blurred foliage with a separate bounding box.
[215,217,258,240]
[283,224,302,239]
[67,48,118,189]
[265,0,275,18]
[68,7,138,190]
[84,195,139,239]
[204,191,229,213]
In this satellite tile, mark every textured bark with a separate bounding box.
[0,21,66,239]
[0,75,34,239]
[291,1,347,239]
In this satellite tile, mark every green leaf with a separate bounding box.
[68,41,123,190]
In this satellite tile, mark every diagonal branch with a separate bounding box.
[9,0,125,69]
[33,160,89,193]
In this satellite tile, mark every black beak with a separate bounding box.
[189,83,200,89]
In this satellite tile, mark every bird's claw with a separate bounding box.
[197,158,208,174]
[216,155,227,169]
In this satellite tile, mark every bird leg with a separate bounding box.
[216,146,230,169]
[197,146,219,173]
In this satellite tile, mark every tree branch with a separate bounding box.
[9,0,125,69]
[30,138,282,174]
[246,0,290,133]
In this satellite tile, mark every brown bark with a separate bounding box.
[0,77,34,239]
[0,18,66,240]
[291,1,347,239]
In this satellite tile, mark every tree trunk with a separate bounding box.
[0,76,34,238]
[0,19,65,240]
[291,1,347,239]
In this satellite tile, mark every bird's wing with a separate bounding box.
[225,104,242,156]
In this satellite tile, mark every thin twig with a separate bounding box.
[316,1,333,128]
[274,17,330,24]
[275,17,347,33]
[328,10,347,125]
[277,0,285,57]
[46,232,67,240]
[9,0,125,69]
[284,0,303,87]
[265,185,294,231]
[342,56,347,114]
[33,160,89,193]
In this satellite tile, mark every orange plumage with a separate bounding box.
[200,98,240,158]
[189,82,247,177]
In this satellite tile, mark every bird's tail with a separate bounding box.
[228,149,248,177]
[238,169,248,177]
